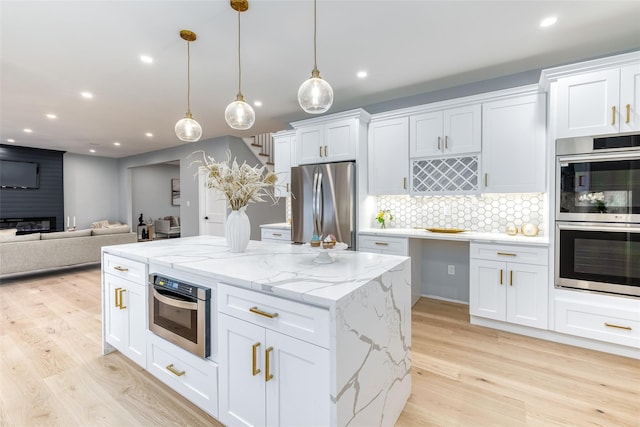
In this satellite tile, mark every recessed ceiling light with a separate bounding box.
[145,132,153,137]
[540,16,558,27]
[113,141,121,146]
[140,55,153,64]
[23,128,33,133]
[89,149,96,153]
[254,101,263,107]
[81,91,94,99]
[46,113,57,119]
[357,71,368,78]
[7,139,15,143]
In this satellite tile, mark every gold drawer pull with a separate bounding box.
[403,177,407,190]
[509,270,513,287]
[272,233,282,237]
[113,266,129,272]
[499,269,503,285]
[437,136,441,150]
[250,306,278,319]
[114,287,121,308]
[497,252,516,257]
[445,135,449,149]
[324,145,328,157]
[265,346,274,382]
[626,104,631,124]
[319,146,323,157]
[375,242,389,246]
[286,183,289,193]
[166,364,185,377]
[612,105,616,125]
[118,288,126,309]
[605,322,632,331]
[252,342,261,376]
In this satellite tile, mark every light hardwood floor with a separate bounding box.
[1,266,638,426]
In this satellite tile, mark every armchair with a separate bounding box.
[154,216,181,238]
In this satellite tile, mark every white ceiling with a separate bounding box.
[2,0,640,158]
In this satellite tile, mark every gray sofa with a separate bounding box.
[0,225,137,277]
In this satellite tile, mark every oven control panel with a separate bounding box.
[152,275,210,300]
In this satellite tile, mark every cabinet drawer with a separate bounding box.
[217,283,329,348]
[103,253,147,284]
[260,228,292,242]
[555,297,640,348]
[146,333,218,418]
[359,235,408,256]
[470,243,548,265]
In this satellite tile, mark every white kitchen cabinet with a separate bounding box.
[260,225,291,243]
[291,109,370,165]
[359,234,408,256]
[103,254,147,368]
[368,117,409,194]
[410,104,481,158]
[217,283,330,427]
[470,243,548,329]
[555,63,640,137]
[482,93,546,193]
[273,130,294,197]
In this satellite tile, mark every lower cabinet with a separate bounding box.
[104,272,147,368]
[260,226,292,243]
[470,243,549,329]
[358,234,408,256]
[146,333,219,418]
[218,284,330,427]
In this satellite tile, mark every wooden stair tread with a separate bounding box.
[251,143,263,147]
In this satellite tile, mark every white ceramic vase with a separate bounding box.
[225,206,250,253]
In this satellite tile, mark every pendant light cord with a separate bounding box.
[313,0,318,71]
[237,10,242,96]
[186,40,192,115]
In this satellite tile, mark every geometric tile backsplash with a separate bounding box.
[377,193,546,235]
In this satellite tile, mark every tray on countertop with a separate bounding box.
[415,227,466,233]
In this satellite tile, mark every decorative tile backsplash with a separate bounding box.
[376,193,546,235]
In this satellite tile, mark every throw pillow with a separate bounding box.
[0,228,17,236]
[0,233,41,242]
[91,224,131,235]
[91,220,110,229]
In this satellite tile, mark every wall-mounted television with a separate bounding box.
[0,160,40,189]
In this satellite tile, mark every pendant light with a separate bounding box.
[175,30,203,142]
[225,0,255,130]
[297,0,333,114]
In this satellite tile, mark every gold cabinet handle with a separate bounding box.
[605,322,632,331]
[319,146,323,157]
[286,183,289,193]
[437,136,441,150]
[272,233,282,237]
[249,306,278,319]
[626,104,631,124]
[375,242,389,246]
[118,289,126,309]
[113,266,129,272]
[497,252,516,257]
[612,105,616,125]
[265,347,274,382]
[324,145,328,157]
[499,269,503,285]
[445,135,449,149]
[252,342,261,376]
[114,287,121,308]
[403,177,407,190]
[484,173,488,187]
[166,363,185,377]
[509,270,513,286]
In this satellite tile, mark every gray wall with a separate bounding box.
[421,240,470,303]
[64,153,119,229]
[131,163,180,226]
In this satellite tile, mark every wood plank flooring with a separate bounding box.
[1,266,638,426]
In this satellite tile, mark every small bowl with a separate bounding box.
[309,240,321,247]
[322,241,336,249]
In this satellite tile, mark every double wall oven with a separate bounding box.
[555,135,640,297]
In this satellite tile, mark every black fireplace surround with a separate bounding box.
[0,217,57,234]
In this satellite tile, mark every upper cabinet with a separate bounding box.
[368,117,409,195]
[482,93,546,193]
[291,109,371,165]
[543,51,640,138]
[272,130,294,197]
[410,104,481,157]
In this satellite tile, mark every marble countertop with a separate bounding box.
[359,228,549,246]
[259,222,291,229]
[103,236,408,308]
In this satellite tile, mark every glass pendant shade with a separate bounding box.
[225,95,255,130]
[175,114,202,142]
[298,71,333,114]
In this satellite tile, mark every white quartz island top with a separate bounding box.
[103,235,408,308]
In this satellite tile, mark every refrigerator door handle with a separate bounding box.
[312,170,322,236]
[317,170,324,234]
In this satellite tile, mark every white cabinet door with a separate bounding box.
[219,314,266,427]
[556,69,620,137]
[620,64,640,133]
[506,263,548,329]
[470,259,507,322]
[443,104,482,155]
[410,111,442,157]
[325,118,356,162]
[482,93,546,193]
[265,330,330,427]
[273,133,293,197]
[368,117,409,194]
[104,274,146,368]
[297,125,324,165]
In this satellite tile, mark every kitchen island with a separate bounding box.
[101,236,411,427]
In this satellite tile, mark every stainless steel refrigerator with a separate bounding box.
[291,162,356,248]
